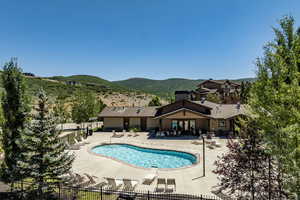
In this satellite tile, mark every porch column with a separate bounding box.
[207,119,211,131]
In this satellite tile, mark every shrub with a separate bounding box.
[129,127,140,132]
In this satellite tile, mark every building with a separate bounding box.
[66,81,81,86]
[23,72,35,77]
[173,80,241,104]
[195,79,241,104]
[174,91,197,101]
[99,98,246,135]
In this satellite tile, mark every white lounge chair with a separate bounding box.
[213,141,222,147]
[156,178,166,192]
[105,178,123,190]
[80,136,90,144]
[166,178,176,192]
[112,132,124,138]
[133,132,139,137]
[65,141,81,150]
[142,173,157,185]
[74,173,90,187]
[191,140,203,145]
[74,138,85,146]
[84,174,107,189]
[123,179,138,191]
[62,171,78,185]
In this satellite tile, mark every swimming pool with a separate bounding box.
[91,144,197,169]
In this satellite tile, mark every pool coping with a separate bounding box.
[87,142,200,171]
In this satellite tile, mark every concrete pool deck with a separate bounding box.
[71,132,229,197]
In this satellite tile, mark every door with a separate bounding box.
[141,118,147,131]
[230,119,234,131]
[184,120,189,131]
[123,118,129,131]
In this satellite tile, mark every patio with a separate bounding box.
[70,131,229,197]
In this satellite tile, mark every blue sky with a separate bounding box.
[0,0,299,81]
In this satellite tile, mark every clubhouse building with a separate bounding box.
[99,98,246,135]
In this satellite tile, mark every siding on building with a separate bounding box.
[147,118,159,130]
[103,118,123,130]
[161,119,172,130]
[210,119,231,131]
[164,110,206,119]
[196,119,209,130]
[129,118,140,128]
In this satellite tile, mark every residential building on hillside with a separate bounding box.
[174,79,241,104]
[66,81,81,86]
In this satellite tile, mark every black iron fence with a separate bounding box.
[2,181,221,200]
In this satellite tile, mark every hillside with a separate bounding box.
[49,75,129,92]
[114,77,256,97]
[0,73,159,107]
[0,72,256,105]
[114,78,203,97]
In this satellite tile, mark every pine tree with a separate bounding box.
[148,96,162,106]
[20,89,74,198]
[206,93,222,104]
[250,16,300,197]
[240,81,251,104]
[1,58,30,183]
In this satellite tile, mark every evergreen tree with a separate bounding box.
[250,16,300,197]
[0,103,4,154]
[240,81,251,104]
[19,89,74,198]
[206,93,222,104]
[148,96,162,106]
[1,58,30,182]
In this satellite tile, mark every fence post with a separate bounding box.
[21,181,24,200]
[148,190,150,200]
[58,182,61,200]
[100,186,102,200]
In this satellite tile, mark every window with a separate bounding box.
[218,120,226,128]
[171,120,178,129]
[190,120,196,130]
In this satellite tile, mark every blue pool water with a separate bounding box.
[91,144,197,168]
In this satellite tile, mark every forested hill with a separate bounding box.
[0,73,136,99]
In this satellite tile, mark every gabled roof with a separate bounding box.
[198,79,241,87]
[155,99,212,118]
[153,107,212,119]
[196,88,218,94]
[99,100,247,119]
[175,90,197,94]
[99,106,158,117]
[193,101,247,119]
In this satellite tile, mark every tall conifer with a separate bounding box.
[1,58,30,182]
[20,89,74,198]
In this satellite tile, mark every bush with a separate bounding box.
[129,127,140,132]
[93,127,103,132]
